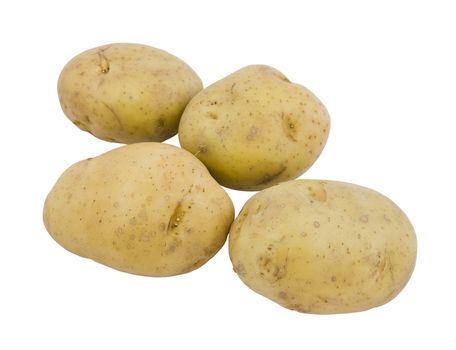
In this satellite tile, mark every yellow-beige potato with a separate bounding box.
[43,143,234,276]
[178,65,330,191]
[229,180,417,314]
[58,43,203,143]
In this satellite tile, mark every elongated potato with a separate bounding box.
[43,143,234,276]
[229,180,417,314]
[58,43,203,143]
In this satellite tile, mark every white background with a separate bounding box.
[1,0,455,349]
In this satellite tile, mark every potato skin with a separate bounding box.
[178,65,330,191]
[58,43,202,143]
[229,180,417,314]
[43,143,234,276]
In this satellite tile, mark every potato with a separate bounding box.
[178,65,330,191]
[43,143,234,276]
[229,180,417,314]
[58,43,202,143]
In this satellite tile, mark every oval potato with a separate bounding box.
[43,143,234,276]
[229,180,417,314]
[178,65,330,191]
[58,43,203,143]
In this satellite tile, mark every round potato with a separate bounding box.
[43,143,234,276]
[58,43,203,143]
[178,65,330,191]
[229,180,417,314]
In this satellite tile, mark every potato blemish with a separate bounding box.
[306,181,327,202]
[97,50,110,74]
[257,249,289,283]
[281,112,298,142]
[257,165,287,186]
[207,112,218,120]
[167,201,185,231]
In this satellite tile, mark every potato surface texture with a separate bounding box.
[58,43,203,143]
[229,180,417,314]
[43,143,234,276]
[178,65,330,191]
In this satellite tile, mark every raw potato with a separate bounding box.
[178,65,330,191]
[229,180,417,314]
[43,143,234,276]
[58,43,203,143]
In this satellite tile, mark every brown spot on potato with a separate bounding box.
[72,120,89,131]
[195,143,208,156]
[232,209,249,236]
[230,82,236,94]
[102,102,123,129]
[360,215,369,223]
[253,203,268,216]
[156,118,165,130]
[203,245,217,256]
[386,252,395,283]
[317,296,329,304]
[257,165,287,186]
[234,263,247,276]
[166,237,182,254]
[207,112,218,120]
[313,221,320,228]
[185,257,206,272]
[279,291,288,299]
[307,182,327,202]
[257,249,289,282]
